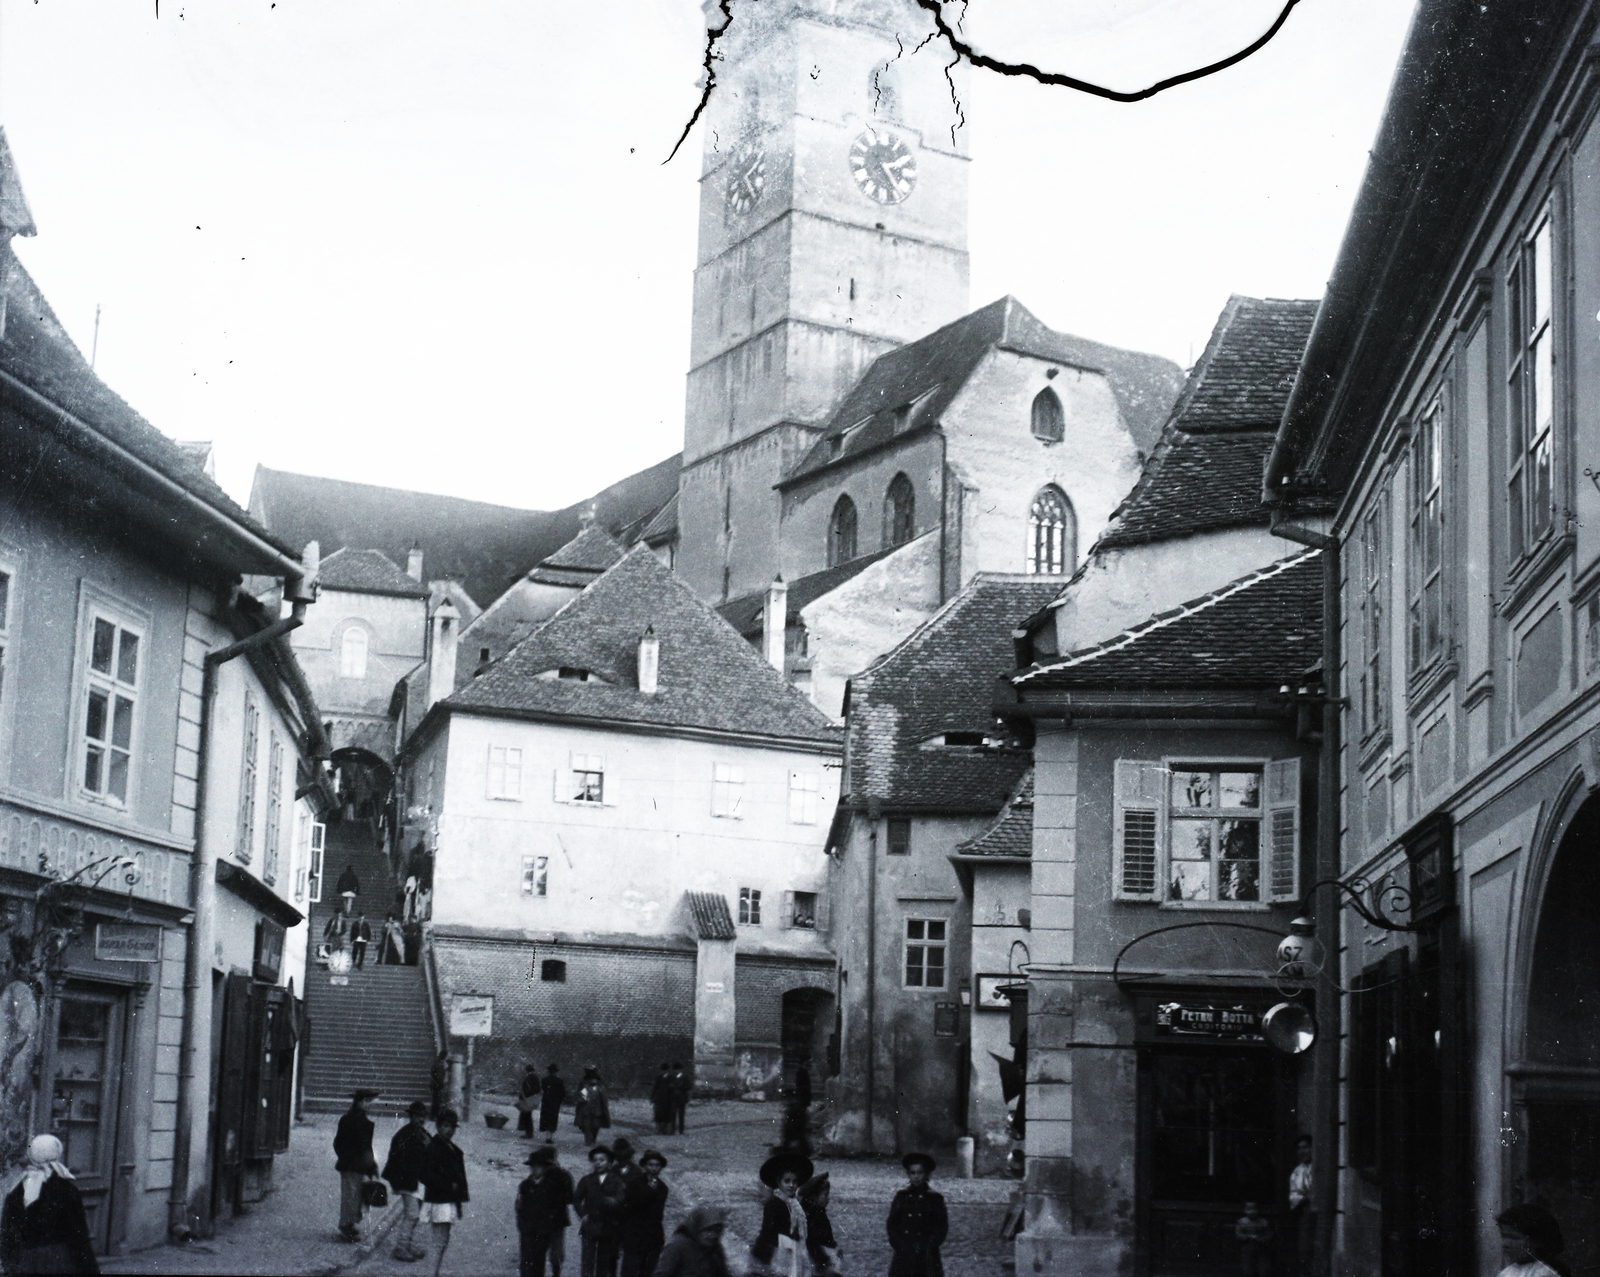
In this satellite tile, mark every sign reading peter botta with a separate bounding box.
[448,993,494,1038]
[95,923,162,964]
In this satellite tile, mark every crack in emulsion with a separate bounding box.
[665,0,738,164]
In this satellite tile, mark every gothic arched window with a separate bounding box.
[1028,486,1075,576]
[829,495,859,567]
[884,474,915,548]
[1031,388,1065,443]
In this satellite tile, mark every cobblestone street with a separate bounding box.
[100,1098,1018,1276]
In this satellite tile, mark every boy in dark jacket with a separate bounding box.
[421,1110,469,1276]
[334,1089,379,1242]
[620,1150,668,1277]
[517,1145,573,1277]
[573,1145,626,1277]
[887,1153,948,1277]
[383,1100,433,1261]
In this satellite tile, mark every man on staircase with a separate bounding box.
[336,863,361,914]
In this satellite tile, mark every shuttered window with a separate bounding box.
[1113,760,1164,900]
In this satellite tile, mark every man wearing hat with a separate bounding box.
[752,1150,813,1273]
[517,1144,574,1277]
[573,1143,627,1277]
[620,1150,669,1277]
[383,1100,433,1262]
[333,1089,380,1242]
[886,1154,947,1277]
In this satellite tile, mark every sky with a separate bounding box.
[0,0,1416,513]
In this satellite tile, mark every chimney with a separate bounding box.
[761,577,787,672]
[428,599,460,707]
[638,626,659,694]
[285,540,320,606]
[406,544,424,581]
[578,502,597,531]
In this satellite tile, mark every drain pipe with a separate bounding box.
[168,593,310,1239]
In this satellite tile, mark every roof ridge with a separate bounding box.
[854,573,1051,683]
[1014,548,1320,683]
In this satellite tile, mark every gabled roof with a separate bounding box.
[782,297,1183,486]
[717,541,907,636]
[955,770,1033,859]
[845,574,1062,813]
[249,452,680,608]
[640,492,678,546]
[1013,550,1322,691]
[443,546,839,747]
[528,526,625,588]
[317,548,430,598]
[687,891,736,941]
[0,131,36,239]
[1096,297,1317,551]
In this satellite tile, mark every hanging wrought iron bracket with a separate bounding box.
[1298,874,1426,933]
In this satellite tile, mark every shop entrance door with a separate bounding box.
[44,985,127,1255]
[1139,1047,1285,1274]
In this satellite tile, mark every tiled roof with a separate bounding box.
[782,297,1183,486]
[717,541,906,636]
[249,453,680,609]
[845,575,1062,813]
[640,492,678,546]
[445,546,839,746]
[686,891,736,941]
[1014,551,1322,691]
[528,527,625,587]
[955,770,1033,859]
[317,548,430,598]
[1097,297,1318,550]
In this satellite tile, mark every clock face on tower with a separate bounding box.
[724,140,767,216]
[849,127,917,205]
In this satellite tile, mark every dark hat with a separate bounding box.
[436,1108,459,1127]
[798,1172,830,1201]
[527,1146,557,1167]
[583,1065,599,1078]
[353,1088,380,1101]
[611,1137,636,1160]
[407,1100,429,1117]
[759,1150,815,1188]
[902,1152,937,1173]
[640,1149,668,1169]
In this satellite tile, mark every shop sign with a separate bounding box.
[933,1001,960,1038]
[1155,1002,1264,1040]
[448,993,494,1037]
[94,922,162,964]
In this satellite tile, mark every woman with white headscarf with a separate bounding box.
[0,1135,98,1274]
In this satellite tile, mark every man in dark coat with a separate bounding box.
[383,1100,433,1262]
[351,914,372,969]
[421,1110,470,1272]
[651,1206,730,1277]
[518,1062,542,1138]
[650,1063,675,1136]
[669,1062,690,1134]
[334,1089,379,1242]
[539,1064,567,1142]
[886,1153,948,1277]
[572,1144,626,1277]
[619,1150,668,1277]
[517,1145,573,1277]
[336,863,360,913]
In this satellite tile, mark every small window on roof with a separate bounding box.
[1032,388,1065,443]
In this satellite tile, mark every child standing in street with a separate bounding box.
[1235,1201,1274,1277]
[886,1153,947,1277]
[517,1145,573,1277]
[420,1109,469,1277]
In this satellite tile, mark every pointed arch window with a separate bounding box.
[1028,486,1075,575]
[1031,388,1065,443]
[884,474,915,548]
[828,496,859,567]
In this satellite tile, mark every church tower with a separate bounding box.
[676,0,970,602]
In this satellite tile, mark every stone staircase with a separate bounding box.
[300,821,440,1115]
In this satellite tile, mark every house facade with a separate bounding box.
[1265,3,1600,1273]
[400,547,841,1096]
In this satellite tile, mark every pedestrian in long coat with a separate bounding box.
[574,1067,611,1146]
[540,1064,568,1141]
[518,1062,542,1137]
[751,1150,813,1275]
[382,1100,433,1262]
[0,1134,98,1275]
[620,1151,668,1277]
[420,1110,470,1277]
[886,1154,947,1277]
[651,1206,731,1277]
[669,1063,691,1134]
[573,1145,627,1277]
[650,1064,676,1136]
[334,1089,379,1242]
[517,1145,573,1277]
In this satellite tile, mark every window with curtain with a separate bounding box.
[828,495,858,567]
[1031,388,1065,443]
[1027,486,1075,575]
[884,474,915,547]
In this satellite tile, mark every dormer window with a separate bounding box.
[534,667,607,684]
[919,731,1006,751]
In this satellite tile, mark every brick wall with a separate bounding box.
[434,936,696,1095]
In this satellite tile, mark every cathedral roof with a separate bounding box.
[781,296,1184,488]
[841,573,1061,814]
[1096,296,1320,551]
[249,453,681,610]
[438,546,840,749]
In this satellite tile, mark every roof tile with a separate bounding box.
[686,891,736,941]
[317,547,430,598]
[955,770,1033,858]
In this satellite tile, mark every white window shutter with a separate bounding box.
[1265,757,1302,902]
[554,767,565,802]
[1113,760,1165,901]
[815,891,831,932]
[782,889,795,929]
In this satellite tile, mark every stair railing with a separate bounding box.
[421,930,446,1056]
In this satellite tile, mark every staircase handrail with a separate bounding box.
[421,928,446,1056]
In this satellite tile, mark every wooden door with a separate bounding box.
[44,985,127,1255]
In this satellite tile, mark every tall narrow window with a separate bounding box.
[263,733,284,885]
[81,615,140,805]
[828,496,858,567]
[0,569,12,713]
[713,763,745,817]
[886,817,911,856]
[1408,400,1446,673]
[1508,212,1555,561]
[488,746,524,800]
[789,771,820,825]
[1027,486,1075,575]
[340,626,369,679]
[1031,388,1065,443]
[306,821,325,903]
[236,694,259,864]
[884,474,915,548]
[904,919,947,988]
[1360,491,1389,736]
[739,887,762,925]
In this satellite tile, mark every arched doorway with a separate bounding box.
[1520,791,1600,1271]
[329,747,393,825]
[780,988,835,1096]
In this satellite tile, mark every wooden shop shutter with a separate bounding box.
[1113,760,1165,901]
[1264,757,1302,902]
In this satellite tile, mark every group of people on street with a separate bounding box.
[649,1063,692,1136]
[518,1063,567,1140]
[514,1134,670,1277]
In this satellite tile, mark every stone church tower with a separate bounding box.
[676,0,971,602]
